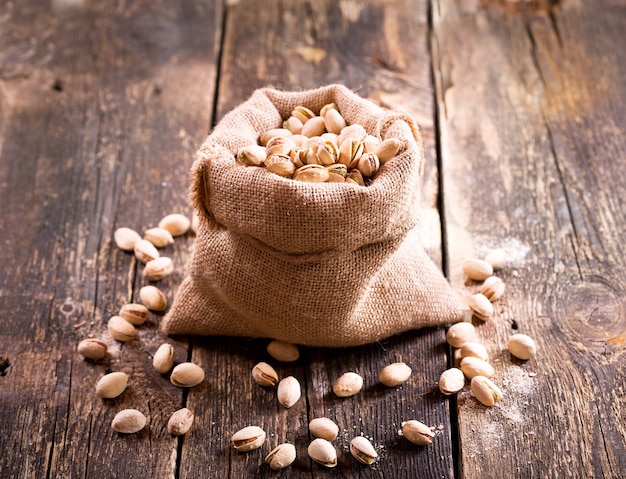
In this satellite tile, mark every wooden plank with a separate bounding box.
[0,1,220,477]
[433,0,626,477]
[181,0,455,477]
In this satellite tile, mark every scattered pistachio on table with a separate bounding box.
[350,436,378,465]
[170,362,205,388]
[309,417,339,441]
[251,361,279,387]
[379,362,412,387]
[333,372,364,397]
[152,343,175,374]
[507,333,537,360]
[471,376,503,407]
[308,438,338,468]
[277,376,301,408]
[111,409,147,434]
[438,368,465,395]
[167,408,194,436]
[114,227,142,251]
[460,356,495,379]
[107,315,138,342]
[95,372,129,399]
[77,338,108,360]
[265,443,297,470]
[139,285,167,311]
[401,420,435,446]
[158,213,191,237]
[119,303,149,326]
[468,293,494,321]
[232,425,266,452]
[266,339,300,362]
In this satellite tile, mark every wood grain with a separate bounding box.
[0,1,220,477]
[433,0,626,477]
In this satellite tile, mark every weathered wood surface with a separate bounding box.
[0,0,624,478]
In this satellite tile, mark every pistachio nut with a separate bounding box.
[119,303,149,326]
[293,164,330,183]
[375,138,404,164]
[170,362,205,388]
[338,138,364,167]
[265,443,296,470]
[290,134,308,148]
[266,136,296,156]
[167,408,194,436]
[143,256,174,281]
[139,285,167,311]
[507,333,537,360]
[283,116,304,134]
[337,123,367,146]
[319,102,338,117]
[459,342,489,362]
[236,144,267,167]
[379,362,412,387]
[143,227,174,248]
[480,276,505,302]
[134,239,160,264]
[301,116,326,138]
[326,163,347,181]
[107,315,137,342]
[77,338,108,360]
[401,420,434,446]
[307,438,337,468]
[232,425,266,452]
[345,169,365,186]
[153,343,175,374]
[251,362,279,387]
[438,367,465,395]
[291,106,316,124]
[265,154,296,178]
[305,146,321,165]
[158,213,191,237]
[277,376,301,408]
[356,152,380,178]
[111,409,147,434]
[445,322,477,348]
[290,147,308,168]
[462,258,494,281]
[323,108,347,134]
[460,356,495,379]
[309,417,339,441]
[363,134,381,153]
[484,248,509,270]
[95,372,129,399]
[266,340,300,362]
[333,372,363,397]
[114,227,142,251]
[260,128,292,146]
[471,375,503,406]
[468,293,494,321]
[349,436,378,465]
[316,140,339,166]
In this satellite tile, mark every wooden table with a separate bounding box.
[1,1,625,477]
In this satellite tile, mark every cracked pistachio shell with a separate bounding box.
[291,106,316,124]
[232,425,266,452]
[143,227,174,248]
[401,420,434,446]
[337,123,367,146]
[266,136,296,156]
[363,134,381,153]
[462,258,494,281]
[170,362,205,388]
[507,333,537,360]
[375,138,404,163]
[114,227,142,251]
[167,408,194,436]
[77,338,108,360]
[277,376,301,408]
[265,443,296,470]
[438,368,465,395]
[153,343,175,374]
[316,140,339,166]
[446,322,477,348]
[266,340,299,362]
[134,239,160,264]
[251,362,279,387]
[338,138,364,167]
[107,315,137,342]
[323,108,347,134]
[356,152,380,178]
[309,417,339,441]
[481,276,505,302]
[319,102,338,117]
[265,154,296,178]
[471,376,503,406]
[111,409,146,434]
[468,293,494,321]
[459,342,489,362]
[333,372,363,397]
[260,128,292,146]
[236,145,267,167]
[119,303,149,326]
[139,285,167,311]
[379,362,412,387]
[96,372,129,399]
[350,436,378,465]
[308,438,337,468]
[460,356,495,379]
[283,116,304,134]
[293,164,330,183]
[346,169,365,186]
[143,256,174,281]
[158,214,191,237]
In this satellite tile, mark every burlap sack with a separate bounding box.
[162,84,463,347]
